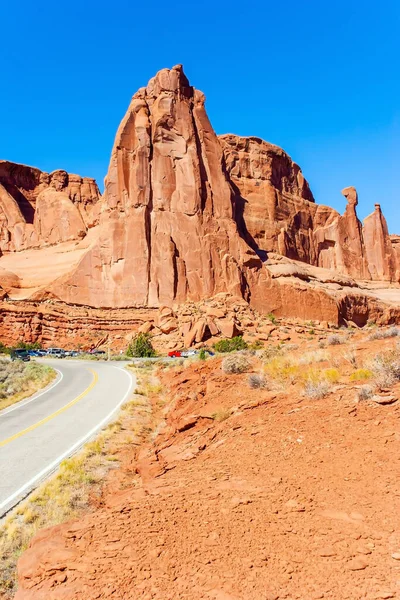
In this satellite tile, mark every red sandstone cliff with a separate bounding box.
[48,65,269,310]
[0,65,399,341]
[0,161,100,252]
[221,136,398,282]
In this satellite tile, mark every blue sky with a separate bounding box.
[1,0,399,231]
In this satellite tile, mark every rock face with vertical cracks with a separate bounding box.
[0,161,100,252]
[49,65,269,310]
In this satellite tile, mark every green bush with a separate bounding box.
[267,313,277,324]
[126,333,156,358]
[199,349,207,361]
[0,342,11,355]
[214,336,248,353]
[15,341,42,350]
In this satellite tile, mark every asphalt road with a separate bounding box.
[0,360,135,517]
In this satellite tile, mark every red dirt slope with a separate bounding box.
[15,341,400,600]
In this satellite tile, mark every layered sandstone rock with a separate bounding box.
[49,65,269,310]
[0,64,399,342]
[221,136,398,282]
[0,161,100,252]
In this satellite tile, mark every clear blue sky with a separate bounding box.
[1,0,399,231]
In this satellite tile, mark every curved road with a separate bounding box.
[0,360,135,517]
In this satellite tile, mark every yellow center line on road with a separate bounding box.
[0,368,99,448]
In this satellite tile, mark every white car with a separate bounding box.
[47,348,65,358]
[181,350,197,358]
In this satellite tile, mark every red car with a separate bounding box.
[168,350,182,358]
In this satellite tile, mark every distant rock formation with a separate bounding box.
[0,64,399,343]
[221,136,398,282]
[0,161,100,252]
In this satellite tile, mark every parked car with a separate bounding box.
[181,350,197,357]
[64,350,80,357]
[47,348,66,358]
[90,349,106,356]
[11,349,31,362]
[168,350,182,358]
[36,349,48,356]
[27,350,40,357]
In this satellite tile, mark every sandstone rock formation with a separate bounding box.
[0,161,100,252]
[48,65,269,310]
[221,136,399,282]
[0,64,399,347]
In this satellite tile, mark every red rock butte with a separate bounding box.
[0,64,400,347]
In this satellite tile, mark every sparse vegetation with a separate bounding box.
[267,312,277,324]
[214,336,248,353]
[357,385,375,400]
[222,353,251,374]
[327,334,345,346]
[199,349,207,361]
[368,327,400,341]
[248,339,264,350]
[343,350,358,368]
[350,368,373,381]
[303,380,331,399]
[126,333,156,358]
[0,360,56,411]
[324,368,340,383]
[298,350,328,365]
[264,356,299,384]
[211,408,232,422]
[248,373,268,389]
[369,348,400,388]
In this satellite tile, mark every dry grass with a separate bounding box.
[298,350,329,365]
[0,361,56,412]
[0,367,155,597]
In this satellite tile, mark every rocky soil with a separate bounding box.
[13,327,400,600]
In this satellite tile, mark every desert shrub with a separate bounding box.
[327,334,345,346]
[15,341,42,350]
[248,339,264,350]
[0,342,11,355]
[262,344,283,361]
[343,350,358,368]
[198,349,207,361]
[264,356,300,384]
[350,368,373,381]
[248,373,268,389]
[126,333,156,358]
[222,353,251,374]
[267,312,277,324]
[370,348,400,388]
[324,368,340,383]
[368,327,400,341]
[211,408,232,422]
[214,336,248,353]
[303,380,331,399]
[358,385,375,400]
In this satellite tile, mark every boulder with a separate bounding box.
[138,321,153,334]
[216,318,240,339]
